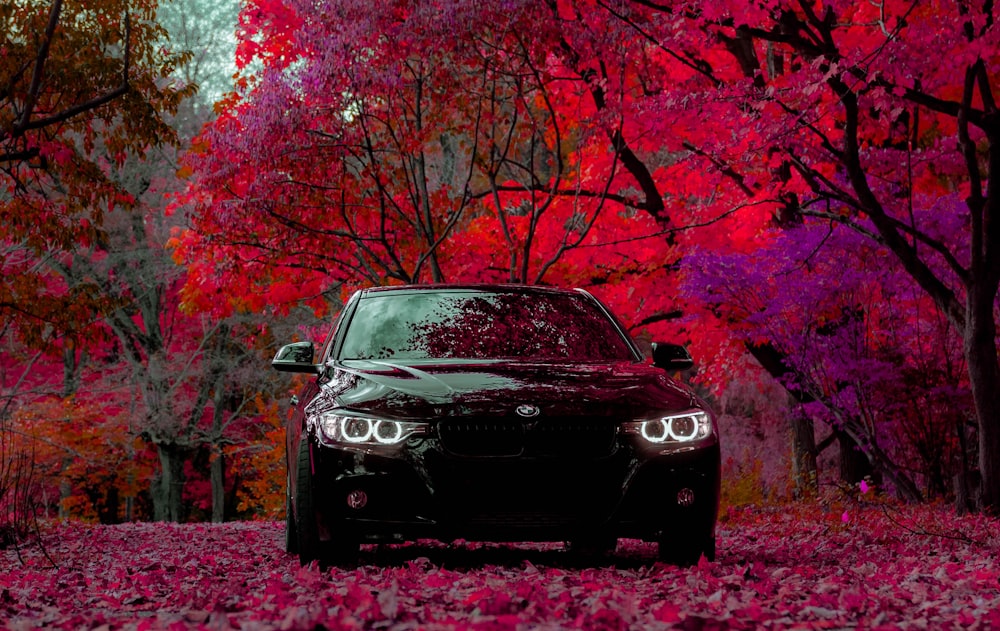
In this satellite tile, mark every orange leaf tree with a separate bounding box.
[1,0,192,334]
[1,0,194,531]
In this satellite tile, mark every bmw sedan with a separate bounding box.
[272,284,720,566]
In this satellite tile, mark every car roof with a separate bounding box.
[357,283,588,298]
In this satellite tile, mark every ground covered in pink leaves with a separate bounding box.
[2,504,999,630]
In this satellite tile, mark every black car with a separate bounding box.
[272,284,720,566]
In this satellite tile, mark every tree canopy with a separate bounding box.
[3,0,999,524]
[1,0,193,339]
[177,0,1000,512]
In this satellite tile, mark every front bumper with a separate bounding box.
[306,433,720,544]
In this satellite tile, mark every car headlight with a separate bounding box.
[315,413,427,446]
[623,411,712,445]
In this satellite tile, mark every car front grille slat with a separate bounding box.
[438,420,524,456]
[438,418,616,458]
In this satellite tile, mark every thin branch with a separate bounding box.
[15,9,133,135]
[16,0,64,132]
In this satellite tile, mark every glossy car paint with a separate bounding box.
[275,285,720,564]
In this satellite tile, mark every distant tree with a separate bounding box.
[48,0,267,523]
[1,0,278,524]
[1,0,191,531]
[173,0,685,311]
[1,0,191,334]
[687,218,969,501]
[592,0,999,510]
[178,0,993,511]
[0,346,46,544]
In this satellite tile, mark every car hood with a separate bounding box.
[306,359,698,419]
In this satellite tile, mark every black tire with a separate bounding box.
[295,440,321,565]
[325,537,361,568]
[657,532,715,567]
[294,439,360,567]
[284,480,298,554]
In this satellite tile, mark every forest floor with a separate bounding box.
[2,501,999,630]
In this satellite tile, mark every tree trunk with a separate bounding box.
[953,418,981,513]
[210,380,227,523]
[62,339,80,397]
[152,444,187,522]
[862,433,925,503]
[837,430,871,485]
[58,470,72,519]
[211,446,225,523]
[966,290,1000,514]
[98,485,120,524]
[954,470,982,515]
[789,412,817,498]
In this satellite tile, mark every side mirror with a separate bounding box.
[651,342,694,372]
[272,341,323,374]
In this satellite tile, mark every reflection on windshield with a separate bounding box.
[339,290,635,361]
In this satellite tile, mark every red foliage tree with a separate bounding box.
[172,1,693,304]
[586,0,999,510]
[177,0,994,511]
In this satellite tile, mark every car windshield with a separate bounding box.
[338,289,636,361]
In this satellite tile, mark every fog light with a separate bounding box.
[677,488,695,506]
[346,489,368,509]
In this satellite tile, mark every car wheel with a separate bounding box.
[284,482,298,554]
[294,439,361,567]
[657,532,715,567]
[295,440,321,565]
[324,537,361,567]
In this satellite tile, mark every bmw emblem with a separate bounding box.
[515,404,540,418]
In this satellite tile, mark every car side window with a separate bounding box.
[317,325,337,364]
[317,300,354,364]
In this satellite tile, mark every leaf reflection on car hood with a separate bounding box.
[338,360,516,398]
[314,359,697,418]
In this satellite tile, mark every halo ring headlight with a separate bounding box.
[341,417,374,443]
[374,420,403,444]
[628,411,711,445]
[315,413,426,447]
[667,414,700,441]
[640,419,668,443]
